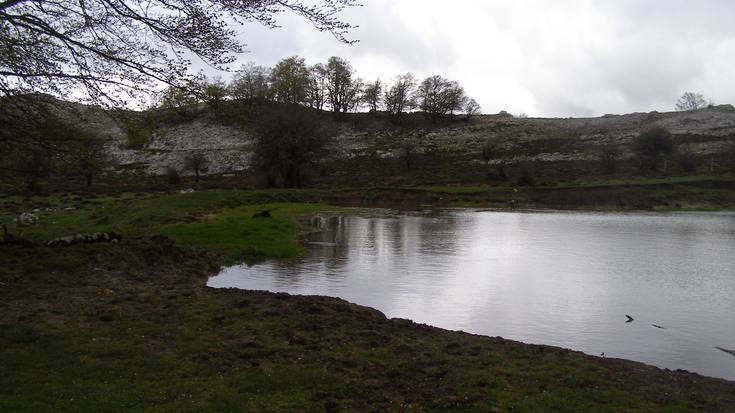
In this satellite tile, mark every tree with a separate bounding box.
[415,75,467,121]
[0,99,105,191]
[306,64,328,111]
[203,78,228,117]
[632,126,675,172]
[0,0,358,105]
[184,152,210,183]
[270,56,310,105]
[384,73,417,123]
[363,79,383,114]
[65,131,109,187]
[230,62,271,102]
[252,108,332,188]
[675,92,711,112]
[465,98,482,119]
[157,76,204,120]
[322,57,362,117]
[11,145,53,192]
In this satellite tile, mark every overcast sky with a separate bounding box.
[204,0,735,117]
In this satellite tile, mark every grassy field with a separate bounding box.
[2,188,735,412]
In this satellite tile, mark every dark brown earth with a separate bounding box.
[2,239,735,412]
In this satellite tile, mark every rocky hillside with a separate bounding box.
[45,98,735,181]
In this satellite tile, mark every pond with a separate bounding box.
[208,210,735,380]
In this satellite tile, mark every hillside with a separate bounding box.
[4,96,734,190]
[47,99,734,185]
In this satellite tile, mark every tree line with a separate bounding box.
[158,56,482,122]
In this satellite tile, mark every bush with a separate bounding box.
[164,167,180,185]
[252,106,332,188]
[515,163,537,187]
[599,144,620,174]
[680,152,697,173]
[183,152,210,183]
[632,126,675,172]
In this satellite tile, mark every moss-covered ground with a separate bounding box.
[2,188,735,412]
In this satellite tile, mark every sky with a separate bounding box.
[200,0,735,117]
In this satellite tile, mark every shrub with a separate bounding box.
[599,144,620,174]
[165,167,180,185]
[515,163,537,187]
[632,126,675,172]
[183,152,210,183]
[680,152,697,173]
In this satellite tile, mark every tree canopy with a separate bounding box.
[0,0,358,105]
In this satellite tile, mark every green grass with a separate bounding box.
[0,325,339,413]
[1,190,325,263]
[559,173,735,188]
[160,203,322,262]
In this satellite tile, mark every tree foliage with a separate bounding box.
[416,75,466,121]
[0,98,108,190]
[270,56,310,105]
[632,126,675,172]
[252,107,332,188]
[203,78,227,116]
[322,56,362,116]
[0,0,358,105]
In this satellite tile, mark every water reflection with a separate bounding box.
[209,210,735,380]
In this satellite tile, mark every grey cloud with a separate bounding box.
[197,1,735,117]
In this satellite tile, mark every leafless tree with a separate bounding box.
[307,64,328,111]
[675,92,711,112]
[465,98,482,119]
[228,62,271,100]
[230,62,272,102]
[384,73,417,123]
[363,79,382,114]
[0,0,358,105]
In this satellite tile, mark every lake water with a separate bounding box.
[208,210,735,381]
